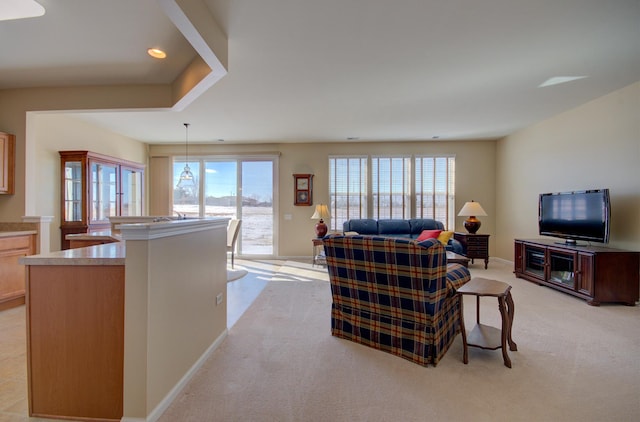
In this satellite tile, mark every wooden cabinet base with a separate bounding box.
[26,265,124,421]
[514,239,639,306]
[0,234,36,310]
[0,295,25,311]
[454,232,490,269]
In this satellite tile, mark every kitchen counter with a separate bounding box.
[65,230,121,242]
[20,217,228,421]
[65,230,122,249]
[20,241,125,266]
[0,230,37,237]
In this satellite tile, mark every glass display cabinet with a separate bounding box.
[60,151,144,249]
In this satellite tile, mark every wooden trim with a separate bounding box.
[0,132,15,194]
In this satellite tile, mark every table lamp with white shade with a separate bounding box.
[311,204,330,237]
[458,200,487,234]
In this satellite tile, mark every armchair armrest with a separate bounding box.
[445,264,471,295]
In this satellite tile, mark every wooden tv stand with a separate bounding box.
[514,239,639,306]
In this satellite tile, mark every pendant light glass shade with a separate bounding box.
[177,123,196,188]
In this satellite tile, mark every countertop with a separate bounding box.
[20,242,125,266]
[0,230,38,238]
[20,218,227,266]
[65,230,122,242]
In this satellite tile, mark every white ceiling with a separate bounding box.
[1,0,639,144]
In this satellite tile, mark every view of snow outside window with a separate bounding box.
[173,159,273,255]
[329,156,455,231]
[172,155,453,255]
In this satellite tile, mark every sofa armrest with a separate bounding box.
[446,238,464,255]
[445,264,471,295]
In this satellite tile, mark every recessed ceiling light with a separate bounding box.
[539,76,587,88]
[147,48,167,59]
[0,0,44,21]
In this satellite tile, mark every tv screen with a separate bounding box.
[538,189,610,244]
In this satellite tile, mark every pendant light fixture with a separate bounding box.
[177,123,196,188]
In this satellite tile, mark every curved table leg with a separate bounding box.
[506,291,517,351]
[498,296,512,368]
[459,294,468,364]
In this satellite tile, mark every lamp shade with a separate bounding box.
[458,201,487,217]
[311,204,330,220]
[311,204,330,237]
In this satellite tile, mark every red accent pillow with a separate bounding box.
[417,229,442,241]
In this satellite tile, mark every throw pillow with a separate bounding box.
[437,231,454,245]
[417,229,442,241]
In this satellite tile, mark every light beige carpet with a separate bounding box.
[159,260,640,422]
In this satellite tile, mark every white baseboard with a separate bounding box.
[121,329,228,422]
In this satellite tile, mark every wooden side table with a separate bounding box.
[312,238,326,266]
[446,251,470,267]
[454,232,490,269]
[457,277,517,368]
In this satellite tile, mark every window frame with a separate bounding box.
[329,154,456,231]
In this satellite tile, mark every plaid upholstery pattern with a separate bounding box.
[323,235,471,366]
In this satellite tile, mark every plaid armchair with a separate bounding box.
[323,235,471,366]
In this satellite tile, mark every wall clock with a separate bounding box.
[293,174,313,206]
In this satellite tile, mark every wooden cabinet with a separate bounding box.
[0,131,15,194]
[514,239,639,306]
[454,232,490,269]
[60,151,144,249]
[26,264,124,420]
[0,234,36,310]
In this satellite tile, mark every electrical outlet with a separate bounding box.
[216,293,223,305]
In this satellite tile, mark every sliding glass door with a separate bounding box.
[173,157,276,256]
[239,161,273,255]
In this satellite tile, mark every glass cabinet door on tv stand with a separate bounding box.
[521,246,578,289]
[60,151,145,250]
[546,248,578,290]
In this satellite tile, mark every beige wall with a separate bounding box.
[5,81,638,261]
[32,114,148,251]
[123,221,227,418]
[150,139,497,258]
[0,85,170,252]
[495,81,640,260]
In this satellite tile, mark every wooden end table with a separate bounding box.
[447,251,470,267]
[457,277,517,368]
[312,238,326,266]
[454,232,490,269]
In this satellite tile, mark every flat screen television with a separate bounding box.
[538,189,610,245]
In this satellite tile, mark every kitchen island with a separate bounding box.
[21,217,228,422]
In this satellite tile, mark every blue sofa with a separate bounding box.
[323,235,471,366]
[342,218,463,254]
